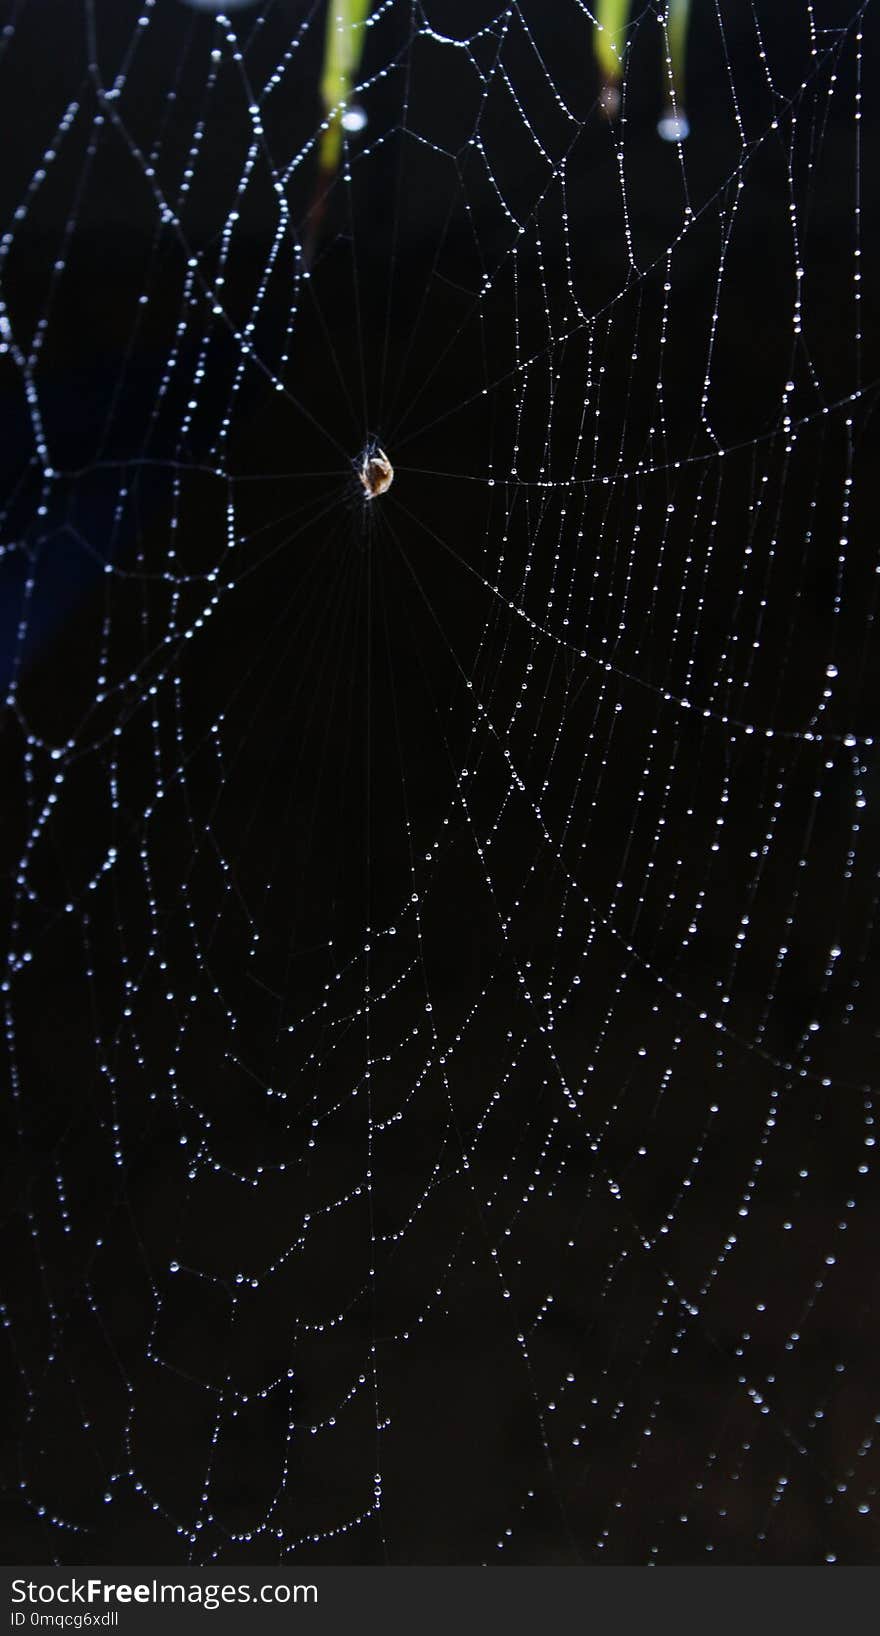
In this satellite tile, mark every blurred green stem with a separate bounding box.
[594,0,691,105]
[594,0,628,88]
[318,0,371,177]
[306,0,371,259]
[665,0,690,107]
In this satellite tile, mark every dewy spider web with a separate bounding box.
[0,0,878,1567]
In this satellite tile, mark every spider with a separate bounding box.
[358,445,394,501]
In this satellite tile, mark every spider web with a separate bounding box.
[1,0,878,1567]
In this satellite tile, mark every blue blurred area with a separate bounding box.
[0,365,148,693]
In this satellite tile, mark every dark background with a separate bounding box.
[1,0,879,1565]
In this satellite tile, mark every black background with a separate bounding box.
[1,0,879,1566]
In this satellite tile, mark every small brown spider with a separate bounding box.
[359,446,394,501]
